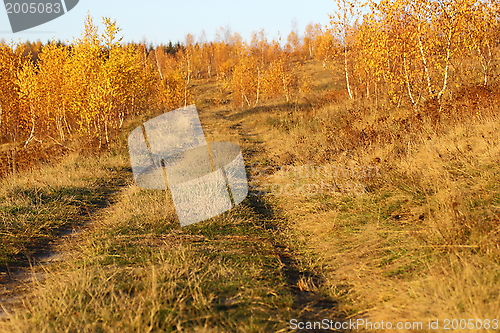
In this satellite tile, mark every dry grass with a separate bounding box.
[2,58,500,332]
[236,60,500,331]
[2,248,220,332]
[0,144,297,331]
[0,151,129,264]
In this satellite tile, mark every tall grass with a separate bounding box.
[0,146,297,332]
[0,151,130,265]
[2,58,500,332]
[244,62,500,331]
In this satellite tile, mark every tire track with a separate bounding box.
[0,164,131,320]
[201,105,346,332]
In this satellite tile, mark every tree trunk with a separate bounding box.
[418,35,434,97]
[344,45,353,99]
[437,28,453,99]
[403,53,416,105]
[255,67,261,106]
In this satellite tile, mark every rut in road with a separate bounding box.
[202,105,346,331]
[0,165,131,319]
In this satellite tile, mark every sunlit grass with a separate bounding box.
[0,148,297,332]
[246,61,500,331]
[2,58,500,332]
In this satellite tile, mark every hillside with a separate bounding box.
[0,59,499,332]
[1,3,500,331]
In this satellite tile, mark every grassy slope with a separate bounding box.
[1,59,500,332]
[0,97,341,332]
[236,61,500,332]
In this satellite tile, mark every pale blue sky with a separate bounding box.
[0,0,336,45]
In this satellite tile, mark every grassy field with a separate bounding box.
[0,95,342,332]
[1,60,500,332]
[229,61,500,331]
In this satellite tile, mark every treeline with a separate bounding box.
[0,16,158,148]
[1,0,499,148]
[0,16,317,148]
[348,0,500,105]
